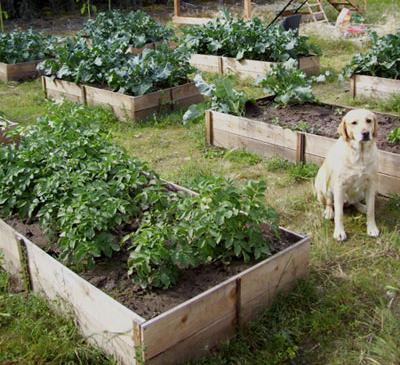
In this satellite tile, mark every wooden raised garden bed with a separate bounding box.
[42,76,203,121]
[351,74,400,100]
[205,98,400,197]
[0,60,41,82]
[190,54,320,79]
[0,180,310,365]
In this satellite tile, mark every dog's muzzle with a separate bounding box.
[361,131,370,141]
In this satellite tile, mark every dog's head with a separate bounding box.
[338,109,378,143]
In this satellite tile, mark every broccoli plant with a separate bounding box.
[258,59,316,106]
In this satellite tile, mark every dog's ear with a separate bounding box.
[338,118,350,141]
[372,115,378,138]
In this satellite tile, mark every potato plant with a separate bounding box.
[0,29,55,64]
[0,102,280,289]
[180,11,320,62]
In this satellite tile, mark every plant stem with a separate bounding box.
[108,0,111,11]
[87,0,91,18]
[0,2,4,33]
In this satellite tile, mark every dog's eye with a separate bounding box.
[351,121,358,125]
[366,119,372,124]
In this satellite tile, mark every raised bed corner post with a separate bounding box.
[205,110,213,145]
[41,76,48,99]
[244,0,252,19]
[174,0,180,17]
[350,75,356,98]
[296,132,306,163]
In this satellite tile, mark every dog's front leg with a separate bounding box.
[333,183,347,241]
[366,183,379,237]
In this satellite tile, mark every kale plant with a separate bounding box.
[343,31,400,80]
[258,59,316,106]
[0,29,55,64]
[180,11,320,62]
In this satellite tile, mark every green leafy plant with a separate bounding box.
[343,31,400,79]
[0,102,281,289]
[126,177,279,289]
[80,10,172,48]
[183,74,250,123]
[388,127,400,144]
[38,40,195,97]
[180,10,320,62]
[0,29,55,64]
[0,102,155,266]
[76,0,96,18]
[258,59,316,106]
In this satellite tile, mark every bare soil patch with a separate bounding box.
[246,98,400,154]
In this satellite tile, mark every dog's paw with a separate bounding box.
[323,206,334,220]
[333,229,347,241]
[367,225,380,237]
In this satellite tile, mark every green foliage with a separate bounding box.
[0,102,155,266]
[258,59,316,106]
[76,0,97,18]
[0,29,54,64]
[38,39,195,96]
[0,271,114,364]
[265,157,318,182]
[80,10,172,48]
[183,74,250,123]
[0,102,280,289]
[343,31,400,79]
[388,127,400,144]
[180,10,320,62]
[127,177,279,289]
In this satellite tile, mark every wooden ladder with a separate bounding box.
[305,0,329,23]
[326,0,365,13]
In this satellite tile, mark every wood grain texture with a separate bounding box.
[0,60,41,82]
[44,77,86,103]
[351,74,400,100]
[23,236,144,365]
[172,16,212,25]
[0,219,23,287]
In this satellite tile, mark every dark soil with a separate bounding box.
[5,217,298,320]
[246,99,400,154]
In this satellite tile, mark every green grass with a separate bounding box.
[0,270,115,365]
[1,4,400,363]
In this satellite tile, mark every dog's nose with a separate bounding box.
[362,131,370,141]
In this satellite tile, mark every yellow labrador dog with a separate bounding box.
[315,109,379,241]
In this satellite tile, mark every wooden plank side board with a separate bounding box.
[239,238,310,323]
[298,56,320,76]
[43,78,201,121]
[210,111,298,149]
[351,74,400,99]
[142,280,237,360]
[378,173,400,196]
[147,312,236,365]
[0,219,23,285]
[379,151,400,179]
[22,237,145,365]
[44,77,86,103]
[0,60,41,82]
[190,55,320,79]
[172,16,212,25]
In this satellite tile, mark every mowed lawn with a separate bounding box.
[1,2,400,365]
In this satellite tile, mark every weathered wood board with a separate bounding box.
[42,77,203,122]
[0,194,310,365]
[0,60,41,82]
[208,107,400,197]
[190,55,320,79]
[351,74,400,100]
